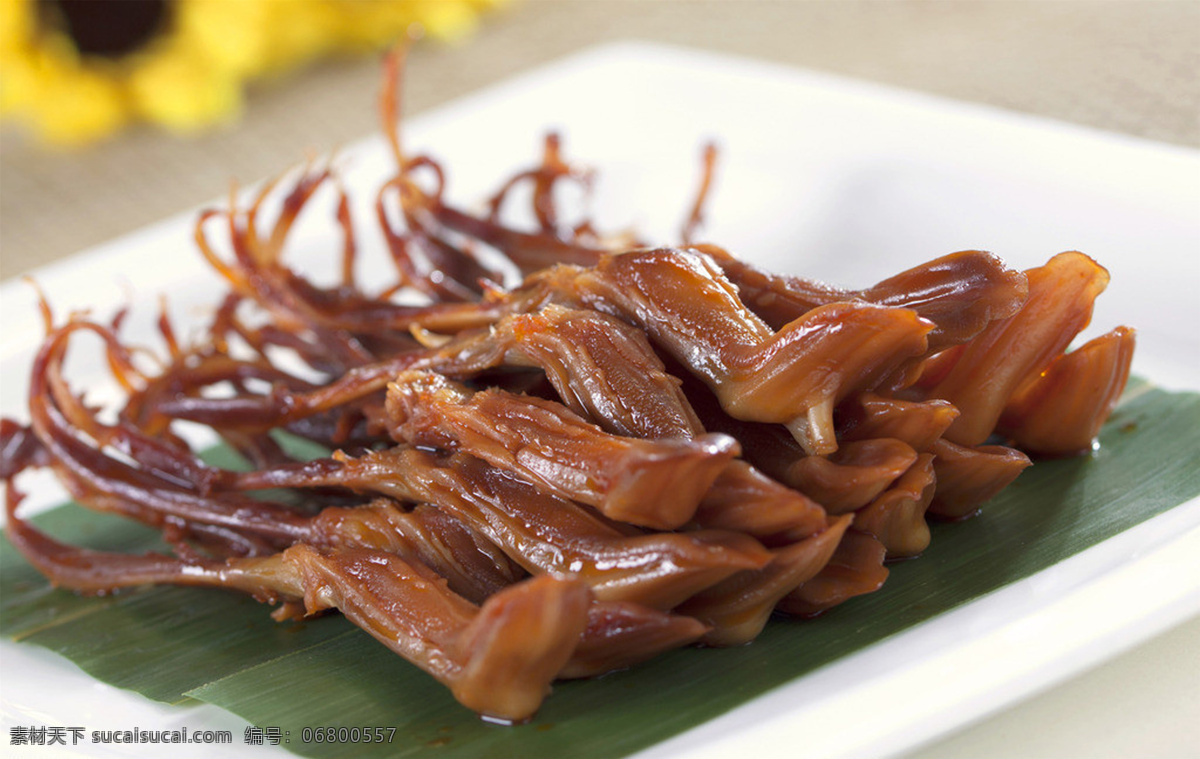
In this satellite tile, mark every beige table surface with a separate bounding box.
[2,2,1198,757]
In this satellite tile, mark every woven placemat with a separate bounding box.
[2,0,1197,279]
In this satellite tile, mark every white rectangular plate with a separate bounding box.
[2,42,1198,759]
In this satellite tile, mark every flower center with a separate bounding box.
[39,0,171,59]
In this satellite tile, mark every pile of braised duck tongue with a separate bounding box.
[0,56,1135,724]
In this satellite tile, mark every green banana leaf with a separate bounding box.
[3,379,1198,758]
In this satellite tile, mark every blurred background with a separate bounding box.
[1,1,1198,757]
[2,0,1198,276]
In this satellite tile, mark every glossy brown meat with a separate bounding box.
[691,460,827,542]
[558,248,932,454]
[997,327,1136,456]
[309,500,525,604]
[20,307,819,564]
[559,602,710,679]
[785,439,919,515]
[853,453,936,558]
[677,369,816,481]
[676,515,852,646]
[7,482,703,689]
[921,251,1112,446]
[450,305,827,540]
[378,178,505,303]
[776,530,890,617]
[231,447,772,609]
[25,323,312,548]
[0,418,51,479]
[927,439,1032,520]
[384,370,739,530]
[17,324,532,584]
[37,412,525,592]
[837,393,960,453]
[136,291,557,439]
[698,246,1029,353]
[156,302,693,444]
[277,548,587,723]
[447,303,707,439]
[4,496,588,723]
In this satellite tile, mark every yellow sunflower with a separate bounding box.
[0,0,502,147]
